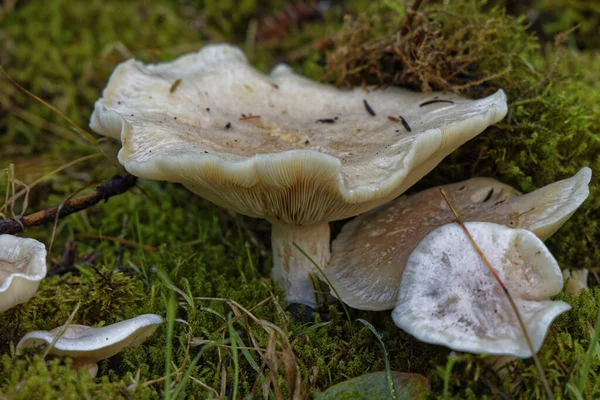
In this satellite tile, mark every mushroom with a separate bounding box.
[327,168,591,310]
[562,269,589,294]
[392,222,570,357]
[16,314,163,377]
[89,44,508,307]
[0,234,47,313]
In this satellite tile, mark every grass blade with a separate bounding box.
[228,313,240,400]
[172,343,217,399]
[157,268,176,400]
[355,319,396,400]
[42,301,81,359]
[292,242,352,322]
[577,308,600,392]
[443,352,457,400]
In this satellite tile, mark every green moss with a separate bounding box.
[0,0,200,159]
[429,289,600,399]
[500,0,600,50]
[0,354,157,399]
[0,266,148,352]
[1,0,599,398]
[324,0,600,272]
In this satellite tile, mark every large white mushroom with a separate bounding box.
[392,222,570,357]
[90,44,507,307]
[0,234,47,313]
[327,168,591,310]
[16,314,163,377]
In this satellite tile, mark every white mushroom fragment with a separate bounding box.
[89,44,508,307]
[16,314,163,377]
[0,234,47,313]
[562,269,589,294]
[327,168,591,310]
[392,222,570,357]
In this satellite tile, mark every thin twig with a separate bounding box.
[400,0,425,36]
[439,188,554,400]
[75,234,157,252]
[0,173,137,235]
[116,215,129,270]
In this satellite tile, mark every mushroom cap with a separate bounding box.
[327,168,591,310]
[562,269,589,295]
[16,314,163,364]
[392,222,570,358]
[90,44,507,225]
[0,234,47,313]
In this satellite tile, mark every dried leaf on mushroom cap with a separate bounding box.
[0,234,47,313]
[392,222,570,358]
[90,44,508,224]
[89,43,507,307]
[327,168,591,310]
[16,314,163,376]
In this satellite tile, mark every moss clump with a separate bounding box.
[0,0,200,159]
[0,266,148,354]
[324,0,600,273]
[1,0,599,398]
[324,2,539,96]
[0,354,157,399]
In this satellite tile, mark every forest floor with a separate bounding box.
[0,0,599,398]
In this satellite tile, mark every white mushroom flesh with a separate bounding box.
[0,234,47,313]
[392,222,570,358]
[90,44,508,306]
[16,314,163,366]
[327,168,591,310]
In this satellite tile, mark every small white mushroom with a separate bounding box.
[89,44,508,307]
[16,314,163,377]
[562,269,589,294]
[392,222,570,358]
[327,168,591,310]
[0,234,47,313]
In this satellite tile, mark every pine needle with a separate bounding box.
[439,188,553,400]
[0,66,98,146]
[42,301,81,359]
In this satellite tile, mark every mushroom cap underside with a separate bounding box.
[0,235,47,313]
[90,44,507,224]
[16,314,163,363]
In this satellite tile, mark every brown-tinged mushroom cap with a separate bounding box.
[327,168,591,310]
[0,234,47,313]
[562,269,589,295]
[392,222,570,358]
[16,314,163,376]
[90,44,507,306]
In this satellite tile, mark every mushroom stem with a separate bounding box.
[271,221,330,307]
[71,359,99,377]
